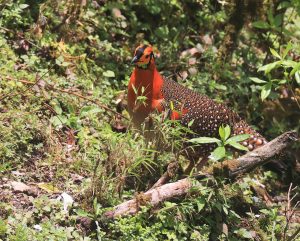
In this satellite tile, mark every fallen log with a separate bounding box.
[104,131,298,219]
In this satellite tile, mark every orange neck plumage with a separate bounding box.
[127,61,164,126]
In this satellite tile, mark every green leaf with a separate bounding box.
[227,142,248,151]
[19,4,29,9]
[131,84,138,94]
[215,84,227,91]
[37,183,60,193]
[170,101,174,111]
[225,134,250,144]
[259,209,270,215]
[219,126,225,141]
[80,106,102,117]
[261,82,272,101]
[277,1,291,10]
[252,21,269,29]
[235,228,253,239]
[250,77,267,84]
[270,48,281,59]
[295,71,300,85]
[283,41,292,59]
[196,199,205,212]
[278,79,287,84]
[188,119,194,127]
[219,125,230,141]
[290,62,300,76]
[103,70,115,78]
[282,60,297,68]
[258,61,281,73]
[273,14,283,27]
[188,137,221,144]
[223,206,228,215]
[55,55,64,66]
[224,125,231,140]
[209,146,225,161]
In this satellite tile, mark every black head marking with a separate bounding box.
[135,45,148,60]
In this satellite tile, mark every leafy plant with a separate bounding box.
[188,125,250,161]
[250,42,300,101]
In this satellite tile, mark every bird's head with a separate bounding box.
[131,44,155,69]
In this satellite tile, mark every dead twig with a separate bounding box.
[283,183,300,241]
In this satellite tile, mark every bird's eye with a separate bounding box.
[145,55,149,59]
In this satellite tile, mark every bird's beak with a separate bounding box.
[131,55,139,64]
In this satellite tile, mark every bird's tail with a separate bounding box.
[234,120,287,173]
[233,120,267,151]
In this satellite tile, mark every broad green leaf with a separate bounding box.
[219,126,225,141]
[55,55,64,66]
[270,48,281,59]
[75,209,91,218]
[19,4,29,9]
[267,9,274,24]
[278,79,287,84]
[259,209,270,215]
[103,70,115,78]
[188,137,221,144]
[277,1,291,10]
[249,77,267,84]
[224,125,231,140]
[227,141,248,151]
[258,61,281,73]
[235,228,253,239]
[273,14,283,27]
[80,106,102,117]
[252,21,269,29]
[282,60,297,68]
[215,84,227,91]
[197,202,205,212]
[290,62,300,76]
[50,115,67,129]
[225,134,250,144]
[261,82,272,101]
[209,146,225,161]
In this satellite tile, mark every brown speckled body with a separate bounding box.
[161,78,267,158]
[128,45,267,163]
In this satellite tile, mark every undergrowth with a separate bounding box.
[0,0,299,240]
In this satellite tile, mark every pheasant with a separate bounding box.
[127,44,277,169]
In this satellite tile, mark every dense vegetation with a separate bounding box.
[0,0,299,240]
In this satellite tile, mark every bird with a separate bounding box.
[127,44,274,170]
